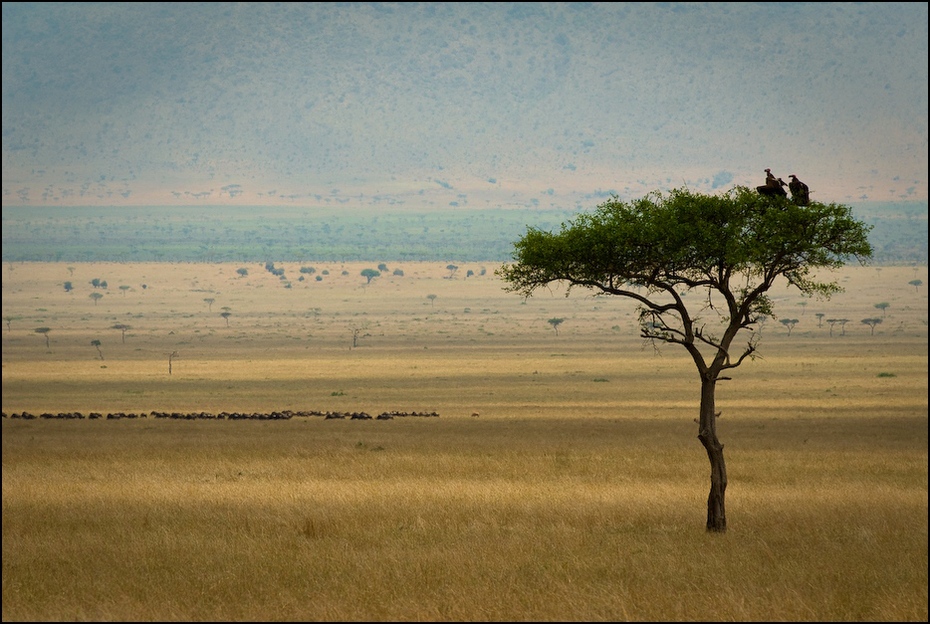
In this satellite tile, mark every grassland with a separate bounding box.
[2,261,928,621]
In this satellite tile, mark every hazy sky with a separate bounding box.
[2,2,927,208]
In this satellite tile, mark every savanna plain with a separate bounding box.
[2,261,927,621]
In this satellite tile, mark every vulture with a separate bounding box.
[788,174,810,206]
[757,170,788,197]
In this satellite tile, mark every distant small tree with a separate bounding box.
[237,268,249,278]
[548,317,565,335]
[90,278,101,289]
[427,294,437,306]
[908,279,922,293]
[67,266,75,277]
[446,264,459,278]
[119,285,131,296]
[466,269,475,278]
[378,263,389,273]
[35,327,51,350]
[91,339,104,360]
[393,268,404,277]
[874,302,890,318]
[779,318,799,336]
[361,268,381,284]
[815,312,825,328]
[861,317,882,335]
[352,327,371,348]
[168,351,179,375]
[204,297,215,311]
[64,281,73,292]
[89,292,104,306]
[220,311,232,327]
[100,280,108,290]
[838,318,850,335]
[111,323,131,343]
[825,318,839,337]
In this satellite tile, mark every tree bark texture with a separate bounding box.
[698,376,727,532]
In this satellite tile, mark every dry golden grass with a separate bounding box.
[2,262,928,621]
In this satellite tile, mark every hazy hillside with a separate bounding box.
[2,202,925,264]
[3,2,927,207]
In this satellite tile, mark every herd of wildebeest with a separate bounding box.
[2,410,440,421]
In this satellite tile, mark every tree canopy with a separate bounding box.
[498,186,872,531]
[500,187,871,371]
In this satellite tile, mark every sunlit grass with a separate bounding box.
[3,417,926,621]
[2,262,927,620]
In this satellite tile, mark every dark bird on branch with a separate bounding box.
[757,169,788,197]
[788,174,810,206]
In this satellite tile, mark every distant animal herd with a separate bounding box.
[2,410,440,421]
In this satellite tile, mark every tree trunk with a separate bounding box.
[697,375,727,532]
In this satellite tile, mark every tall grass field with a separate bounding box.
[3,262,927,621]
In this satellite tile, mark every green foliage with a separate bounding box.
[361,268,380,284]
[499,187,873,372]
[501,187,871,298]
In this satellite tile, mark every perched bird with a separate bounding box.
[788,174,810,206]
[757,170,788,197]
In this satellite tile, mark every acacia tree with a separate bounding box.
[779,318,799,336]
[111,323,131,343]
[498,186,872,532]
[35,327,52,350]
[861,317,882,335]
